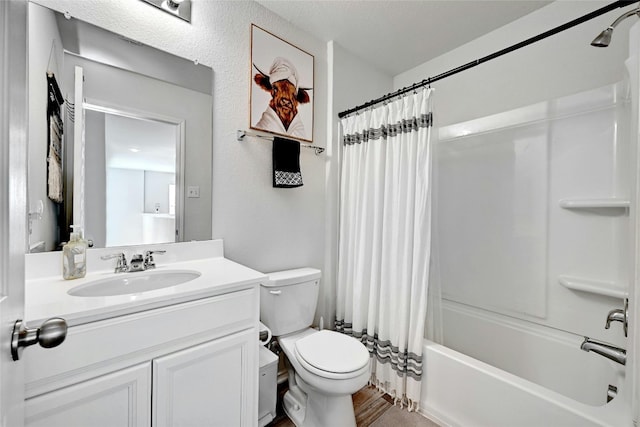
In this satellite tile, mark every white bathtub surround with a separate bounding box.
[336,88,434,410]
[426,80,637,425]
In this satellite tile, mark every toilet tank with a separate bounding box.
[260,268,322,336]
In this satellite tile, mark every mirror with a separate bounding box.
[86,108,182,248]
[27,3,213,252]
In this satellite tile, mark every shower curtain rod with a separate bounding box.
[338,0,637,119]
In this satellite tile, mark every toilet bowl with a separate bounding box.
[279,329,370,427]
[260,268,370,427]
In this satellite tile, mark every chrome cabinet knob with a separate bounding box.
[11,317,68,361]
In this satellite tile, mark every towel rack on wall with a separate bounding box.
[237,130,325,155]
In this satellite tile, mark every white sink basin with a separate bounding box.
[68,270,201,297]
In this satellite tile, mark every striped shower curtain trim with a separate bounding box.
[335,320,423,380]
[343,112,432,145]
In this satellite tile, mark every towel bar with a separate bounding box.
[237,130,325,155]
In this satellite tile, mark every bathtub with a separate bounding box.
[419,339,632,427]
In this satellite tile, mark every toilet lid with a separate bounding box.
[294,330,369,374]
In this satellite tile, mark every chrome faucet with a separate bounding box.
[128,254,145,272]
[605,299,628,337]
[144,250,166,269]
[580,337,626,365]
[101,250,165,273]
[100,252,128,273]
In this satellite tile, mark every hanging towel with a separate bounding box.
[46,73,64,203]
[47,113,63,203]
[47,73,64,109]
[273,137,303,188]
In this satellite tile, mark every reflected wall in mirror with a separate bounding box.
[85,108,182,248]
[27,2,213,252]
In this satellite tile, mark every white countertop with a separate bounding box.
[25,240,267,327]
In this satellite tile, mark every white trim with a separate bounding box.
[1,0,28,425]
[73,66,85,231]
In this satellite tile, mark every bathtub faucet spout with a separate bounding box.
[580,337,626,365]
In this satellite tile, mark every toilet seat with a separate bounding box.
[293,330,370,380]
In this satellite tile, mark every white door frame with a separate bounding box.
[0,0,28,425]
[629,21,640,424]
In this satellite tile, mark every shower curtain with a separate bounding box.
[336,88,433,410]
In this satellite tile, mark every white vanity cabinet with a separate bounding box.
[24,286,260,427]
[152,329,255,426]
[25,363,151,427]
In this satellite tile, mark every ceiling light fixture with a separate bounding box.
[140,0,191,23]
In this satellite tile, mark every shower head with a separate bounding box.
[591,27,614,47]
[591,7,640,47]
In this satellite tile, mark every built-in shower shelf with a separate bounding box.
[558,275,628,299]
[558,198,630,209]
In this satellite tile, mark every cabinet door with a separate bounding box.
[25,363,151,427]
[153,328,258,427]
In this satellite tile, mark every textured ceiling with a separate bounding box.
[256,0,552,76]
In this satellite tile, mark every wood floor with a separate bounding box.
[268,384,440,427]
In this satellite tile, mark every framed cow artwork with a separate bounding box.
[250,24,314,143]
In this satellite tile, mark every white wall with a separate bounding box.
[84,109,106,248]
[202,3,328,275]
[394,1,633,127]
[106,168,143,247]
[144,171,175,214]
[28,3,64,251]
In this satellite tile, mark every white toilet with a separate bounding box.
[261,268,370,427]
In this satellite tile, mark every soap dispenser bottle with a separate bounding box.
[63,225,87,280]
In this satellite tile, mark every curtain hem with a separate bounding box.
[368,375,420,413]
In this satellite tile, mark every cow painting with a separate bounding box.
[253,57,310,139]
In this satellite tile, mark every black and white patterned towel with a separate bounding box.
[273,137,303,188]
